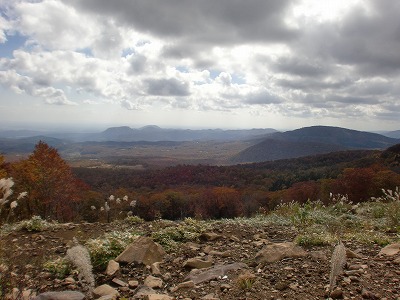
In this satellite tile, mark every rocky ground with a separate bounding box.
[0,220,400,300]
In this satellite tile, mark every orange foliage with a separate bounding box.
[12,141,84,221]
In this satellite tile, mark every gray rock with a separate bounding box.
[186,262,247,284]
[255,242,307,263]
[33,291,85,300]
[115,236,166,266]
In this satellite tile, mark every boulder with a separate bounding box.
[255,242,307,263]
[115,236,166,266]
[33,291,85,300]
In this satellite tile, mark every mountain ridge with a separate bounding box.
[233,126,399,163]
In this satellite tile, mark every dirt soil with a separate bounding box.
[1,221,399,300]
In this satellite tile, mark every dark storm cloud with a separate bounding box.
[64,0,298,45]
[145,78,190,96]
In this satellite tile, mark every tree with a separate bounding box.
[0,155,7,178]
[12,141,83,221]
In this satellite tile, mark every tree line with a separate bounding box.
[1,142,400,223]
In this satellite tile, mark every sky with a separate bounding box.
[0,0,400,132]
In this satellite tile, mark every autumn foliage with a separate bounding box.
[2,142,400,223]
[11,141,84,221]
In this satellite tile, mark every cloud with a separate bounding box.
[1,0,400,129]
[0,15,10,43]
[64,0,297,44]
[145,78,191,97]
[120,99,139,110]
[0,69,76,105]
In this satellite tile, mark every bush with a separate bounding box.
[43,257,71,278]
[85,230,138,270]
[151,218,210,252]
[17,216,55,232]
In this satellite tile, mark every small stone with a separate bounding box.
[135,286,157,297]
[171,280,195,292]
[144,275,164,289]
[361,288,379,299]
[128,280,139,288]
[11,288,20,300]
[21,289,34,300]
[200,232,223,241]
[275,282,288,291]
[163,272,172,281]
[145,294,174,300]
[63,277,76,285]
[111,278,128,287]
[201,293,220,300]
[346,248,362,258]
[330,287,343,299]
[183,257,213,269]
[203,245,213,253]
[151,262,162,275]
[106,260,120,276]
[93,284,120,299]
[220,283,231,290]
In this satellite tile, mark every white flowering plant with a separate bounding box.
[0,177,27,223]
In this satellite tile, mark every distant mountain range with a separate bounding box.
[1,125,399,164]
[382,130,400,139]
[0,126,277,142]
[232,126,400,163]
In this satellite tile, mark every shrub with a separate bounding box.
[43,257,71,279]
[85,230,138,270]
[17,215,54,232]
[151,217,210,252]
[296,231,337,247]
[236,271,257,291]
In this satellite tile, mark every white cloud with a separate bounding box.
[0,0,399,130]
[0,69,76,105]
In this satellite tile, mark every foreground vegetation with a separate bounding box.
[1,187,399,273]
